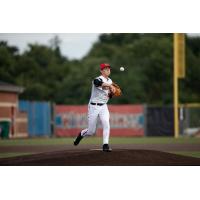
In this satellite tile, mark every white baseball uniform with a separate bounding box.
[80,75,112,144]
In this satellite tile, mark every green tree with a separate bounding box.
[1,34,200,105]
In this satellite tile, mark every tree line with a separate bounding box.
[0,33,200,105]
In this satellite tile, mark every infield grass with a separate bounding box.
[0,152,34,158]
[84,136,200,145]
[0,136,200,146]
[170,151,200,158]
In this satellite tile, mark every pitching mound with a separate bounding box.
[0,149,200,166]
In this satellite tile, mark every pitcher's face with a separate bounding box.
[101,67,111,77]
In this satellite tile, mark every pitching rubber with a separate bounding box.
[90,148,112,152]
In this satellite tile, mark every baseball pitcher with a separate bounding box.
[73,63,121,152]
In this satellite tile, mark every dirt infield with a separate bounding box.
[1,142,200,166]
[0,148,200,166]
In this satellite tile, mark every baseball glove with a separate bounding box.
[110,82,122,97]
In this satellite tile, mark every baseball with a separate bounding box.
[120,67,125,71]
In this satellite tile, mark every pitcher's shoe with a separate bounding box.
[102,144,112,152]
[74,132,83,146]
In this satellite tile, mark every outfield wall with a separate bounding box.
[55,105,145,137]
[19,101,51,137]
[17,101,179,138]
[146,106,174,136]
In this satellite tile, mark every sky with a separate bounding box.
[0,33,100,60]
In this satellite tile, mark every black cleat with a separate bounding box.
[74,132,83,146]
[102,144,112,152]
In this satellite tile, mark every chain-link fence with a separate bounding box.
[180,104,200,136]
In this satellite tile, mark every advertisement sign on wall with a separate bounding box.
[55,105,145,137]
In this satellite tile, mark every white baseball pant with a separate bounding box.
[81,103,110,144]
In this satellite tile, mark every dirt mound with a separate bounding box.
[0,149,200,166]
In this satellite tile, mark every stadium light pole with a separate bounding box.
[173,33,185,139]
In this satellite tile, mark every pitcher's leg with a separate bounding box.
[74,105,99,146]
[83,105,99,136]
[99,105,110,145]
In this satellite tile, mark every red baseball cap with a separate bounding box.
[100,63,111,70]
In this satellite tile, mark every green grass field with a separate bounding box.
[0,136,200,146]
[0,152,34,159]
[170,151,200,158]
[0,136,200,159]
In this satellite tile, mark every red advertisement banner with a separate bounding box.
[55,105,144,137]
